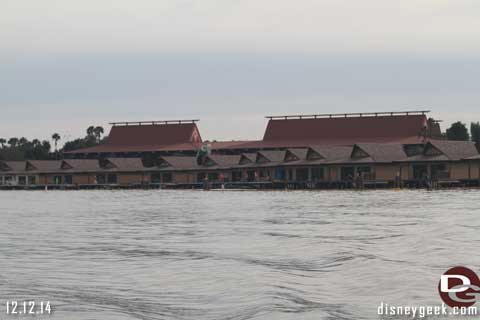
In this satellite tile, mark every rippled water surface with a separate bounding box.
[1,189,480,319]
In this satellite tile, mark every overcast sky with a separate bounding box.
[1,0,480,143]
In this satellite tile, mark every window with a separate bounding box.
[197,172,206,182]
[107,174,118,184]
[28,176,36,185]
[207,172,218,181]
[232,171,242,182]
[151,173,161,183]
[356,166,374,180]
[162,173,172,183]
[357,166,371,174]
[275,168,285,180]
[53,176,62,184]
[64,175,73,184]
[311,168,324,181]
[246,171,255,182]
[260,169,270,179]
[287,169,294,181]
[18,176,27,185]
[431,164,449,179]
[96,174,106,184]
[296,168,309,181]
[341,167,355,181]
[413,165,428,180]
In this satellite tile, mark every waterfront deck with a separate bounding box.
[1,179,478,191]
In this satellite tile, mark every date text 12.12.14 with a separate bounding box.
[5,301,52,315]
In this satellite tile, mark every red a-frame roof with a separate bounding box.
[263,114,428,143]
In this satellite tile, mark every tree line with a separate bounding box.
[446,121,480,142]
[0,126,105,161]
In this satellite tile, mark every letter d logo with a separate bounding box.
[440,275,471,293]
[438,266,480,308]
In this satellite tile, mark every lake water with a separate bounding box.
[0,189,479,319]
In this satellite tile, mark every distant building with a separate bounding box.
[65,111,441,157]
[2,111,479,189]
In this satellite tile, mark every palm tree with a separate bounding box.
[52,133,61,152]
[18,137,28,146]
[93,126,104,143]
[0,138,6,148]
[8,137,18,148]
[86,126,95,137]
[32,139,41,147]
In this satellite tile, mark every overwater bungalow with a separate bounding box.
[1,111,479,190]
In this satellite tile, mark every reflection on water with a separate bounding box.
[1,190,480,319]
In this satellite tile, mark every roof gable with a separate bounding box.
[99,158,116,169]
[239,154,254,165]
[351,145,370,159]
[26,161,37,171]
[204,156,217,167]
[0,161,12,171]
[428,140,479,160]
[205,155,241,168]
[157,156,199,170]
[256,150,286,163]
[284,148,308,162]
[0,161,26,173]
[309,146,352,162]
[424,143,444,157]
[157,157,172,168]
[404,144,425,157]
[26,160,61,172]
[355,143,408,162]
[256,153,270,164]
[61,161,73,170]
[306,148,325,161]
[61,159,101,171]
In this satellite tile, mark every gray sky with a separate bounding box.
[1,0,480,144]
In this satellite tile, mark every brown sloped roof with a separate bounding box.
[108,123,202,146]
[66,123,202,154]
[62,159,101,171]
[240,153,257,163]
[257,150,286,163]
[234,153,257,168]
[404,154,450,162]
[309,146,353,163]
[0,161,26,173]
[158,156,200,170]
[106,158,146,172]
[211,136,426,150]
[263,114,428,142]
[428,140,479,160]
[66,142,202,154]
[354,143,408,162]
[466,154,480,160]
[26,160,62,173]
[286,148,308,161]
[206,155,241,168]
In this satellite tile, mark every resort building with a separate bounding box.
[1,111,479,189]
